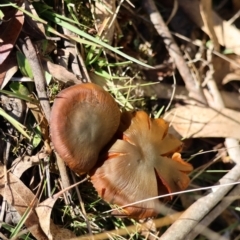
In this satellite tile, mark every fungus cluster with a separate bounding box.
[50,83,193,219]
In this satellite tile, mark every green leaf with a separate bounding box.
[45,71,52,85]
[10,82,30,96]
[0,107,31,140]
[0,89,38,103]
[16,51,33,79]
[31,125,42,149]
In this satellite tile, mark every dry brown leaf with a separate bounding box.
[212,55,240,85]
[35,194,61,240]
[164,105,240,139]
[50,222,77,240]
[0,165,47,239]
[11,153,48,178]
[0,51,18,89]
[41,58,80,84]
[35,183,81,239]
[179,0,240,55]
[0,7,24,65]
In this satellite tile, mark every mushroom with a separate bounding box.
[90,111,193,219]
[50,83,121,174]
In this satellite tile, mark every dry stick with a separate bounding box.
[185,48,240,240]
[59,4,93,235]
[0,142,11,229]
[143,1,240,239]
[21,37,74,202]
[187,184,240,240]
[70,172,94,238]
[70,212,182,240]
[156,205,227,240]
[21,37,53,198]
[160,163,240,240]
[143,0,207,104]
[160,33,240,240]
[141,82,240,110]
[21,37,51,122]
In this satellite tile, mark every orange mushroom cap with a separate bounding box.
[50,83,121,174]
[90,111,193,219]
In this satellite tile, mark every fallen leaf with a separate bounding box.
[50,222,77,240]
[35,194,61,240]
[0,164,47,239]
[179,0,240,55]
[35,182,82,239]
[0,7,24,65]
[0,51,18,89]
[41,58,81,84]
[164,105,240,139]
[11,153,48,178]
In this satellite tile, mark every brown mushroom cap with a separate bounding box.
[50,83,121,174]
[90,111,193,219]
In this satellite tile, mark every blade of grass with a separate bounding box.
[10,206,32,238]
[0,107,31,140]
[0,90,38,103]
[39,9,153,68]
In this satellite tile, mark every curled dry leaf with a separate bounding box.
[90,111,193,219]
[164,105,240,139]
[35,181,82,239]
[36,192,76,240]
[0,165,47,239]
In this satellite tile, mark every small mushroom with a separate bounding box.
[50,83,121,174]
[90,111,193,219]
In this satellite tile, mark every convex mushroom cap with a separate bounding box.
[50,83,121,174]
[90,111,193,219]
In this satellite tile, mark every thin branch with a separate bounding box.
[21,37,51,122]
[160,40,240,240]
[186,184,240,239]
[143,0,207,104]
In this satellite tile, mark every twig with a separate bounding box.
[186,184,240,239]
[70,212,182,240]
[21,37,51,122]
[0,142,10,229]
[71,172,93,238]
[21,37,76,203]
[160,42,240,240]
[55,152,71,191]
[143,0,207,104]
[160,164,240,240]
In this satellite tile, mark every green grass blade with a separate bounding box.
[0,90,38,103]
[40,10,153,68]
[0,107,31,140]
